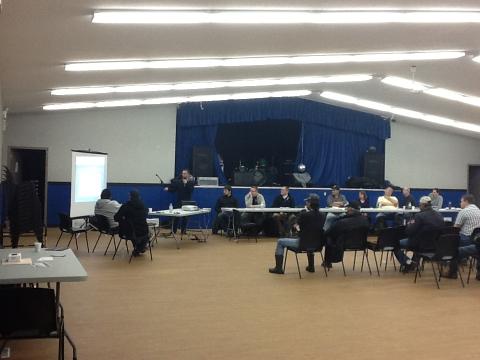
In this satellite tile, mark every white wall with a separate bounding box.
[385,121,480,189]
[5,105,177,183]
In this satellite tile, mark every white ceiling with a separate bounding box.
[1,0,480,137]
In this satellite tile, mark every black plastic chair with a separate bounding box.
[441,226,460,235]
[368,226,403,276]
[0,288,67,359]
[114,219,153,263]
[56,213,90,252]
[340,228,371,276]
[283,231,326,279]
[414,232,464,289]
[466,227,480,283]
[91,215,118,255]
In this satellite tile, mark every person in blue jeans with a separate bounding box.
[393,196,445,273]
[269,194,326,274]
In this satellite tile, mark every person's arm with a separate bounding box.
[214,197,222,213]
[113,204,126,222]
[165,179,178,193]
[438,196,444,209]
[326,195,333,207]
[454,210,465,228]
[245,194,252,208]
[341,195,349,207]
[257,194,266,208]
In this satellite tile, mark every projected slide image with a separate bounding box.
[74,156,106,203]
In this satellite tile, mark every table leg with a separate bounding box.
[171,218,180,249]
[55,283,78,360]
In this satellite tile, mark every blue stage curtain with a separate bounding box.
[176,98,390,186]
[297,122,385,186]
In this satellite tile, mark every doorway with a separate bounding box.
[468,165,480,206]
[8,147,48,225]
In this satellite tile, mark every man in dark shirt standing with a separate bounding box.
[323,201,370,268]
[393,196,445,272]
[212,185,238,235]
[164,169,195,234]
[271,186,296,236]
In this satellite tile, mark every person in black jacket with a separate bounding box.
[324,201,370,268]
[271,186,296,236]
[164,169,195,234]
[393,196,445,272]
[114,190,149,256]
[269,194,325,274]
[212,185,238,235]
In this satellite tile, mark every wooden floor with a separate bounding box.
[5,228,480,360]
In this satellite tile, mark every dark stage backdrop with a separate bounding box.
[175,98,390,186]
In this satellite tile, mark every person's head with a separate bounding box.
[384,186,394,196]
[100,188,112,200]
[306,193,320,210]
[129,189,140,201]
[223,185,232,196]
[280,186,289,196]
[461,194,476,209]
[346,200,361,215]
[432,188,440,196]
[250,186,258,197]
[181,169,190,179]
[402,187,411,197]
[359,191,367,201]
[331,185,340,196]
[419,196,432,209]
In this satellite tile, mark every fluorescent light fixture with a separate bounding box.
[65,51,465,72]
[43,89,311,111]
[320,91,480,133]
[92,10,480,24]
[382,76,480,107]
[51,74,372,96]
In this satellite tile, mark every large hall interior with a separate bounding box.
[2,1,480,359]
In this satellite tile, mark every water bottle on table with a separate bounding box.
[169,203,173,212]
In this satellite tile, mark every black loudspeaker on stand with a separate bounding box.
[192,146,214,177]
[363,153,385,186]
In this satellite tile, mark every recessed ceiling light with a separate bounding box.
[92,10,480,24]
[65,50,465,72]
[320,91,480,133]
[381,76,480,107]
[43,89,312,111]
[51,74,372,96]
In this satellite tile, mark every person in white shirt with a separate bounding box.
[94,189,121,228]
[375,186,399,230]
[241,186,266,228]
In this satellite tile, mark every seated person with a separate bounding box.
[94,188,121,228]
[323,185,349,231]
[395,187,417,224]
[358,191,370,208]
[212,185,238,235]
[375,186,399,230]
[447,194,480,279]
[271,186,296,236]
[269,194,325,274]
[429,188,444,209]
[393,196,445,272]
[241,186,266,228]
[114,190,149,256]
[323,201,370,268]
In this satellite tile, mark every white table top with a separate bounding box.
[149,208,211,218]
[0,248,88,285]
[221,207,461,214]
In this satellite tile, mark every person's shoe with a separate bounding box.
[269,255,284,274]
[306,253,315,272]
[400,263,415,273]
[305,265,315,273]
[444,272,458,279]
[132,250,141,257]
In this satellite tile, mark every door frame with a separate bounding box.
[7,146,49,225]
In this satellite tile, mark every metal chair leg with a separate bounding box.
[365,250,372,275]
[372,251,380,276]
[414,259,421,283]
[431,261,440,289]
[341,260,347,277]
[85,231,90,253]
[353,250,357,270]
[92,233,102,253]
[56,231,64,247]
[360,251,365,272]
[467,257,474,284]
[294,253,302,279]
[283,250,289,272]
[104,235,114,256]
[320,251,328,278]
[112,239,120,260]
[66,234,74,248]
[74,234,78,250]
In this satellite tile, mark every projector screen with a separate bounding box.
[70,150,108,217]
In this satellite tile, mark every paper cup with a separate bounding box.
[34,242,42,252]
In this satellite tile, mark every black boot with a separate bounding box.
[269,255,284,274]
[306,252,315,273]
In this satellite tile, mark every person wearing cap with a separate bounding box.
[323,201,370,268]
[323,185,349,232]
[114,190,150,256]
[212,185,239,235]
[269,194,325,274]
[393,196,445,272]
